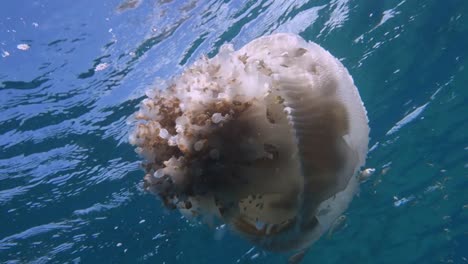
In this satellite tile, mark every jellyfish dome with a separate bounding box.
[129,33,369,256]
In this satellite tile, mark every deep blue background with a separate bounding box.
[1,0,467,263]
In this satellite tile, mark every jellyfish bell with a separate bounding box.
[130,33,369,261]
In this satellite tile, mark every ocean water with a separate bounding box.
[1,0,467,263]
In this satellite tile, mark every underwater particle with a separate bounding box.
[129,33,369,261]
[17,43,30,51]
[32,22,39,27]
[116,243,122,247]
[95,63,109,71]
[381,163,391,175]
[251,253,260,260]
[214,224,227,240]
[424,182,443,193]
[386,103,429,135]
[152,233,166,240]
[1,50,10,58]
[358,168,375,181]
[393,195,415,207]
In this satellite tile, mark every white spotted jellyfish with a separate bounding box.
[129,33,369,263]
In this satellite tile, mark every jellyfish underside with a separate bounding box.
[131,33,369,258]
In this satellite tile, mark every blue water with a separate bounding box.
[1,0,467,263]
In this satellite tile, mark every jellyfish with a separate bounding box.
[129,33,369,263]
